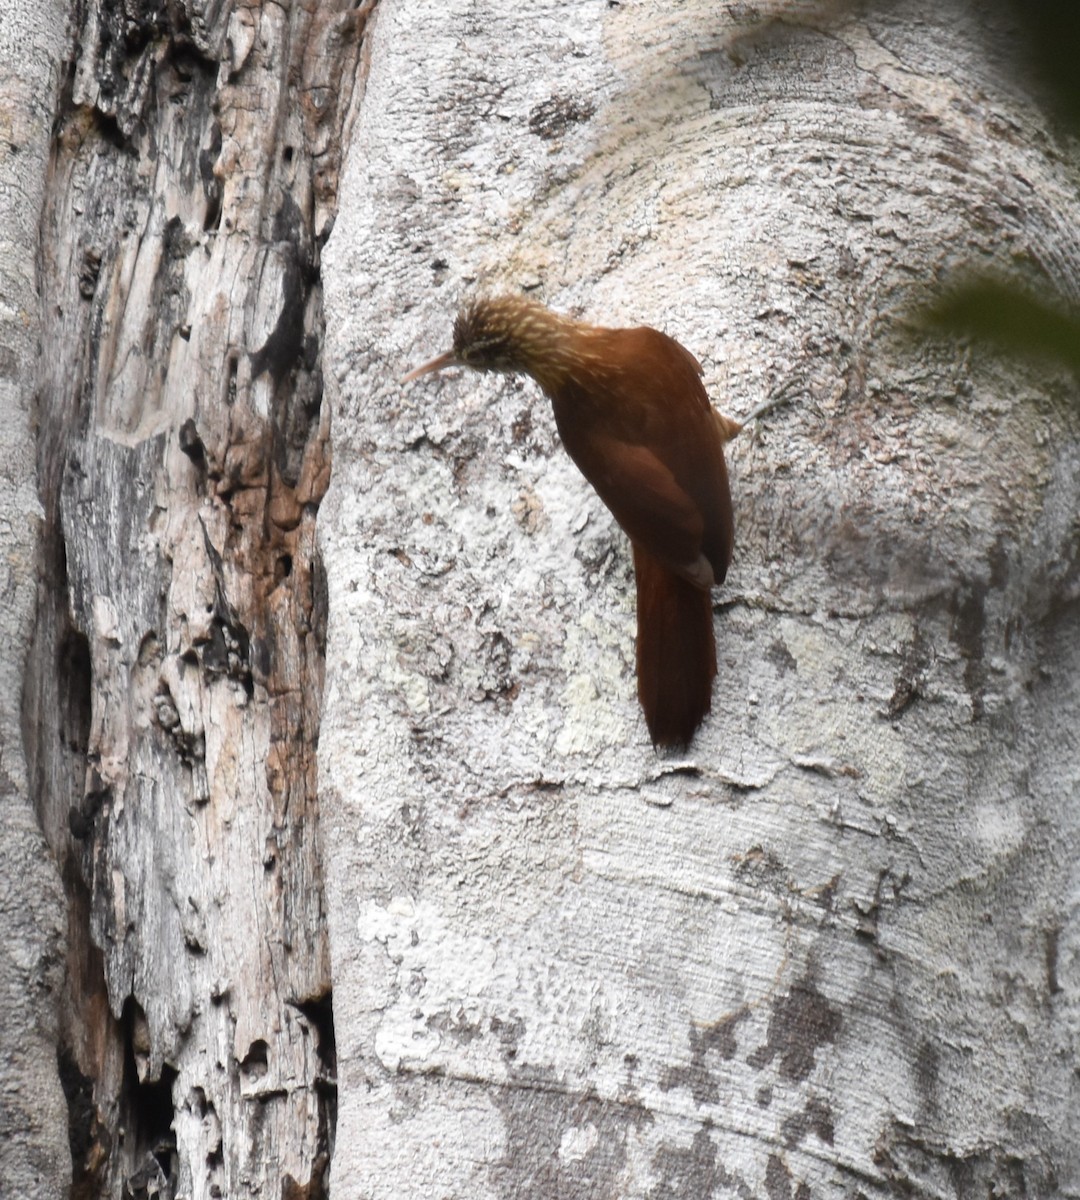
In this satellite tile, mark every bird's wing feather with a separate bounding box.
[552,327,734,584]
[566,433,708,579]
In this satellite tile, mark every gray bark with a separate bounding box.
[0,1,74,1196]
[321,1,1080,1196]
[8,0,1080,1196]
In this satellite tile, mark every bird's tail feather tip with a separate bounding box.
[632,543,717,749]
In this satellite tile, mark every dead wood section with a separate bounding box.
[24,3,373,1196]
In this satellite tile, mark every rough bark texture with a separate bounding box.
[20,2,368,1197]
[321,1,1080,1196]
[0,0,72,1195]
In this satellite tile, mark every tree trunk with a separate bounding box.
[10,0,1080,1197]
[321,1,1080,1196]
[0,1,72,1195]
[18,2,367,1196]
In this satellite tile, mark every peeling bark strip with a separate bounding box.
[23,2,370,1196]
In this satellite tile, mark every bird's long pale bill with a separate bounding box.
[401,350,458,383]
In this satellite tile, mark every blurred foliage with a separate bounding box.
[921,278,1080,375]
[918,0,1080,375]
[1003,0,1080,129]
[732,0,1080,373]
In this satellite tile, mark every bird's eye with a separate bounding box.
[473,336,508,362]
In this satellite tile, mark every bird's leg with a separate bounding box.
[737,376,803,430]
[712,378,802,445]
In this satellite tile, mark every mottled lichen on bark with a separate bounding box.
[321,0,1080,1196]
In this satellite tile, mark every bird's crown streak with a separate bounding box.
[453,295,616,392]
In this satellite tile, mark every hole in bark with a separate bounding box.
[55,868,116,1198]
[58,1046,110,1200]
[203,187,222,233]
[240,1039,270,1079]
[58,628,92,755]
[199,122,223,232]
[225,355,238,406]
[291,992,336,1075]
[92,109,126,149]
[69,764,110,839]
[289,993,337,1192]
[179,418,208,476]
[275,554,293,583]
[119,998,178,1184]
[283,145,294,164]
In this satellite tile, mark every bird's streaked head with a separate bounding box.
[451,294,560,372]
[403,294,575,385]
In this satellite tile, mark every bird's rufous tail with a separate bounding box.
[632,542,717,747]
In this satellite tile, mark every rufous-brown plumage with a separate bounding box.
[403,293,738,747]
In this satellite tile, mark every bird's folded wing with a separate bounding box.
[570,434,718,585]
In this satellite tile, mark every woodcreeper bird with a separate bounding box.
[403,293,740,747]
